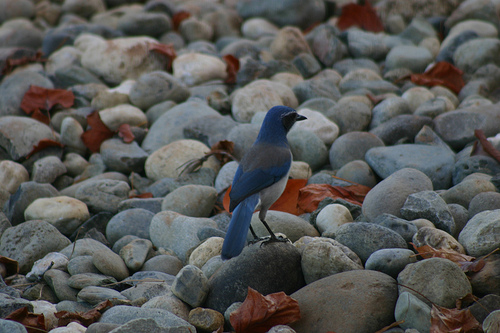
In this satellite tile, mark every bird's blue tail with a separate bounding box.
[221,194,259,260]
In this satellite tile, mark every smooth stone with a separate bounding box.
[453,155,500,185]
[365,144,454,190]
[141,255,183,276]
[67,256,101,276]
[270,26,312,61]
[188,307,224,332]
[62,153,89,178]
[288,129,328,171]
[0,116,57,160]
[106,208,154,245]
[306,24,344,67]
[183,114,238,147]
[371,214,419,243]
[292,78,341,104]
[214,161,238,193]
[329,131,384,170]
[173,53,227,86]
[205,240,305,314]
[484,310,500,333]
[412,226,465,253]
[336,160,377,188]
[315,204,353,235]
[99,305,195,331]
[75,179,130,214]
[0,319,28,333]
[118,198,163,214]
[362,168,433,221]
[92,247,129,281]
[122,271,175,287]
[325,100,371,135]
[24,196,89,236]
[188,237,224,268]
[0,220,70,274]
[0,0,35,23]
[437,30,480,64]
[291,108,339,145]
[250,210,320,242]
[292,52,322,78]
[454,38,500,74]
[345,30,389,61]
[149,211,218,262]
[399,17,437,44]
[414,97,451,118]
[370,114,433,145]
[76,35,169,85]
[112,235,139,254]
[98,104,147,131]
[400,190,456,234]
[142,293,190,321]
[370,96,411,129]
[161,185,217,218]
[100,139,148,174]
[26,252,68,282]
[440,177,497,208]
[179,17,213,42]
[171,265,209,308]
[398,257,472,308]
[459,209,500,257]
[300,237,363,284]
[117,12,171,37]
[144,139,219,181]
[119,238,153,271]
[468,192,500,218]
[333,222,407,263]
[60,117,86,155]
[385,45,433,73]
[60,238,110,258]
[77,286,127,305]
[365,248,417,278]
[241,18,279,39]
[0,293,33,318]
[120,281,171,302]
[290,270,397,333]
[44,269,79,301]
[395,291,431,332]
[67,273,117,289]
[31,156,66,184]
[0,160,29,194]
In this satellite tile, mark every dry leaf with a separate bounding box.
[411,243,475,262]
[129,192,154,199]
[21,85,75,124]
[472,129,500,163]
[81,111,115,153]
[430,304,483,333]
[172,11,191,30]
[5,307,46,333]
[118,123,135,143]
[411,62,465,94]
[210,140,235,164]
[337,1,384,32]
[149,42,176,72]
[297,182,370,213]
[26,138,64,159]
[0,256,19,277]
[223,179,308,215]
[230,287,301,333]
[2,51,45,75]
[55,300,112,327]
[223,54,240,84]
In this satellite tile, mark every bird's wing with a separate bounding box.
[229,144,291,211]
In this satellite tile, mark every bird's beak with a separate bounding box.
[296,114,307,121]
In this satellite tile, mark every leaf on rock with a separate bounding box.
[337,1,384,32]
[149,42,177,72]
[5,307,46,333]
[55,300,113,327]
[210,140,235,164]
[430,304,482,333]
[81,111,114,153]
[411,243,475,263]
[223,179,308,215]
[297,182,371,214]
[472,129,500,163]
[26,138,64,159]
[118,123,135,143]
[230,287,301,333]
[411,62,465,94]
[0,256,19,277]
[20,85,75,124]
[2,51,45,76]
[172,11,191,31]
[130,192,154,199]
[223,54,240,84]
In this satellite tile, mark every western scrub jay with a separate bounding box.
[221,106,307,260]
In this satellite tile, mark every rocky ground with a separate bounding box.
[0,0,499,332]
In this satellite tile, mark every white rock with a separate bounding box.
[441,20,498,50]
[60,117,86,154]
[402,87,435,112]
[292,108,339,145]
[316,204,353,234]
[48,321,87,333]
[27,252,69,282]
[0,160,29,194]
[173,53,227,86]
[241,18,279,39]
[188,237,224,268]
[145,139,220,181]
[290,161,312,179]
[31,300,58,330]
[99,104,148,130]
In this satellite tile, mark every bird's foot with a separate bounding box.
[259,234,290,247]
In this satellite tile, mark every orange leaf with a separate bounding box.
[230,287,301,333]
[430,304,482,333]
[149,42,176,72]
[223,179,308,215]
[55,300,112,327]
[337,1,384,32]
[118,123,135,143]
[26,138,64,159]
[20,85,75,124]
[223,54,240,85]
[129,192,154,199]
[172,11,191,31]
[6,307,46,333]
[297,182,371,214]
[81,111,114,153]
[411,62,465,94]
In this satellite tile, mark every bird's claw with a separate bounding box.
[257,235,290,247]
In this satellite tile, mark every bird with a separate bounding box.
[221,105,307,260]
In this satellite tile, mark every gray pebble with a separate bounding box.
[119,238,153,271]
[395,291,431,332]
[161,185,218,217]
[459,209,500,257]
[365,248,417,278]
[92,247,129,281]
[75,179,131,214]
[288,129,328,171]
[171,265,209,308]
[385,45,433,73]
[121,281,171,302]
[329,131,384,170]
[44,269,79,301]
[67,273,117,289]
[67,255,101,275]
[77,286,128,305]
[100,139,149,174]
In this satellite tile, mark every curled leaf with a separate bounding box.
[5,307,46,333]
[411,62,465,94]
[26,138,64,159]
[223,54,240,84]
[430,304,482,333]
[230,287,301,333]
[20,85,75,124]
[149,42,176,72]
[81,111,114,153]
[55,300,113,327]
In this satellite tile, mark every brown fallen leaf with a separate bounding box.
[5,307,46,333]
[411,243,475,262]
[337,1,384,32]
[172,11,191,31]
[55,300,113,327]
[230,287,301,333]
[117,123,135,143]
[81,111,115,153]
[472,129,500,163]
[430,304,482,333]
[0,256,19,278]
[2,51,46,76]
[148,42,176,72]
[411,61,465,94]
[25,138,64,159]
[20,85,75,124]
[297,182,371,213]
[129,192,154,199]
[223,54,240,85]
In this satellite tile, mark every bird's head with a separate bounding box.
[263,105,307,134]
